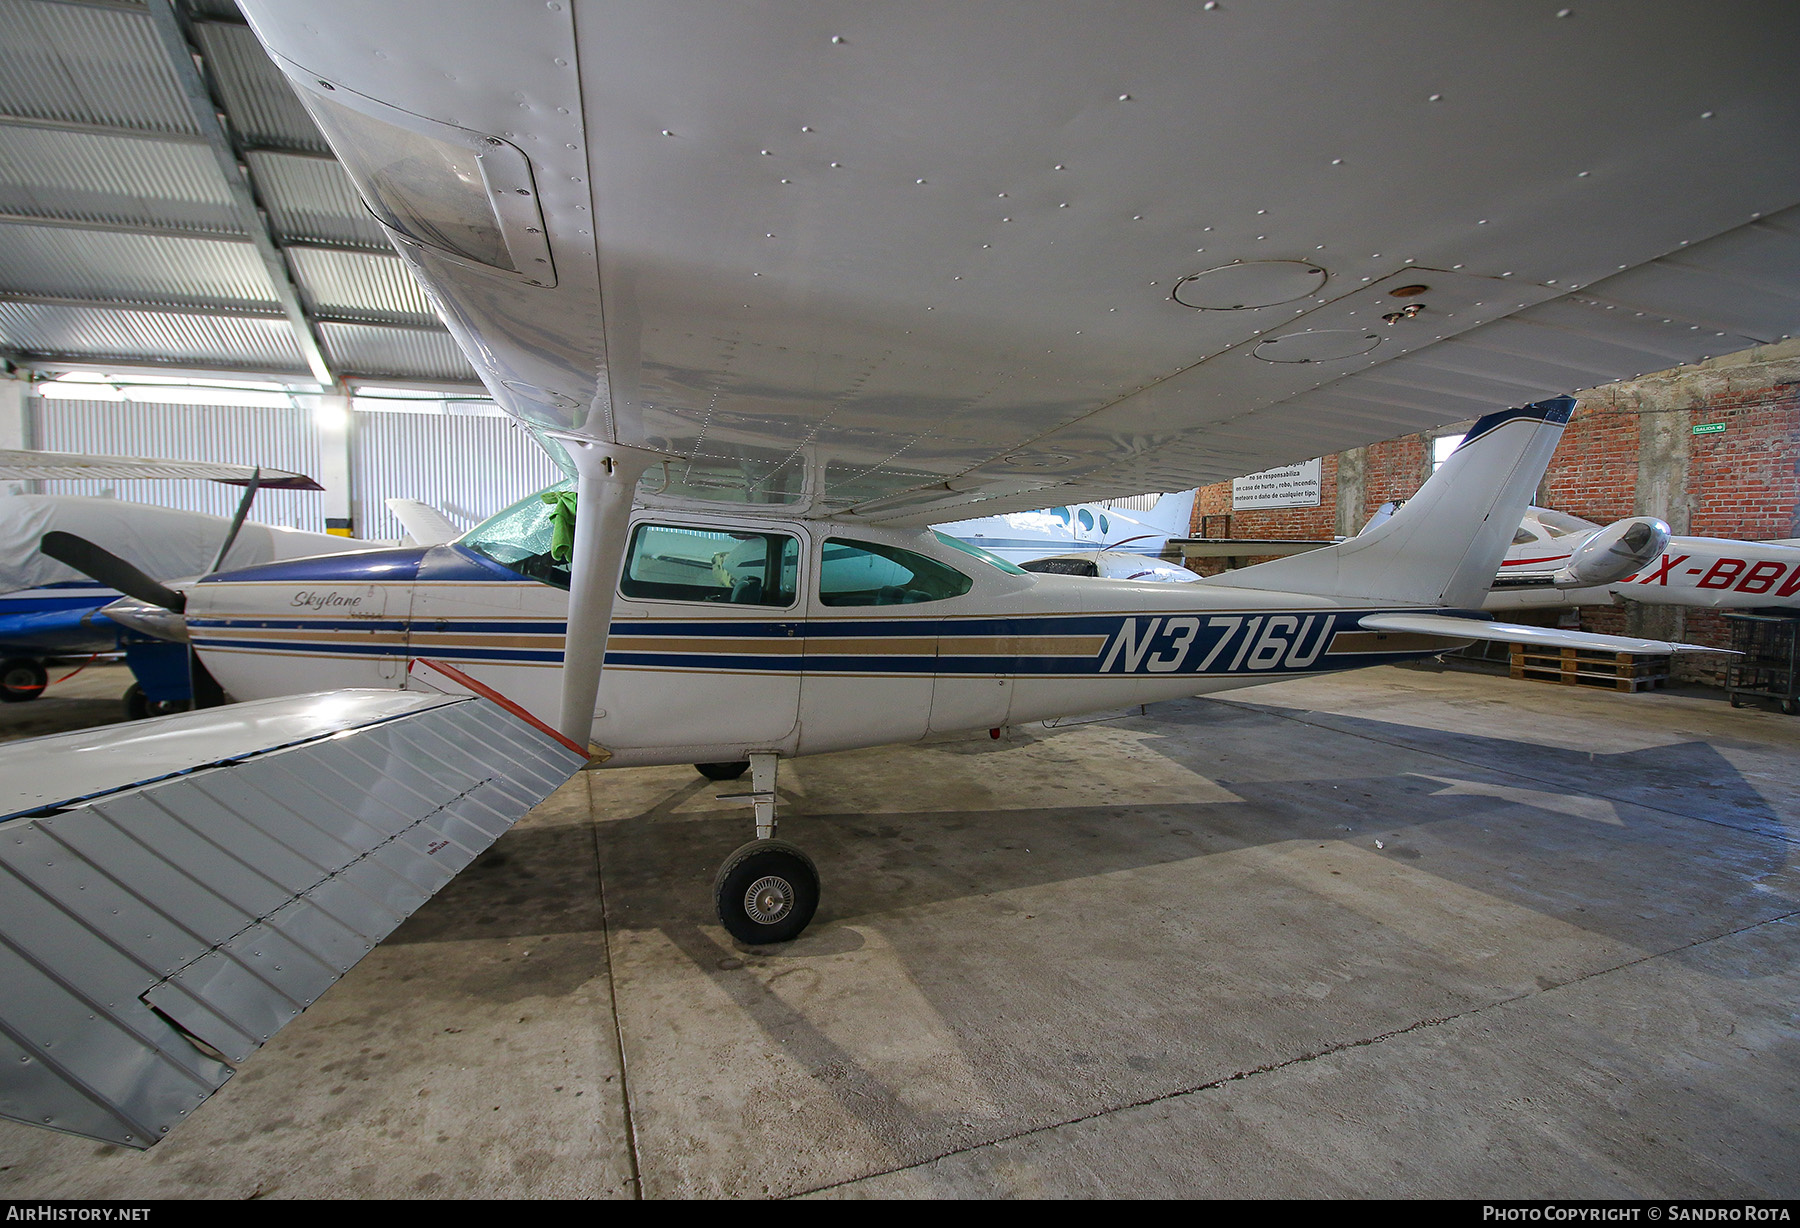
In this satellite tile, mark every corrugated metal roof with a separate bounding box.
[191,17,327,154]
[0,1,462,383]
[0,0,195,135]
[0,126,236,232]
[317,321,476,381]
[0,221,277,306]
[0,300,306,371]
[249,150,385,247]
[289,246,436,320]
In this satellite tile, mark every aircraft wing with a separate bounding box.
[1172,538,1334,560]
[0,691,585,1147]
[0,603,116,657]
[0,450,323,490]
[235,1,1800,521]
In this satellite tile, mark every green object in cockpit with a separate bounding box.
[540,490,578,562]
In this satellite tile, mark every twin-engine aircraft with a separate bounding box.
[936,489,1199,566]
[2,0,1797,1150]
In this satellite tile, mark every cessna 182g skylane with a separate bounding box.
[1,0,1796,1149]
[89,398,1706,940]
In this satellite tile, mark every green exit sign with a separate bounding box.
[1692,422,1726,435]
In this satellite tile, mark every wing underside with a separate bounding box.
[233,1,1800,519]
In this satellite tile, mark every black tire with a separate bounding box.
[124,683,191,721]
[1782,698,1799,716]
[0,658,47,703]
[713,839,820,945]
[696,760,751,781]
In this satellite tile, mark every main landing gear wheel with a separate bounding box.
[124,683,190,720]
[713,839,819,945]
[0,658,47,703]
[695,760,750,781]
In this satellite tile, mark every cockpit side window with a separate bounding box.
[819,539,972,606]
[621,524,799,607]
[461,483,575,588]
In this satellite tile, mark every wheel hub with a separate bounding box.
[743,875,794,925]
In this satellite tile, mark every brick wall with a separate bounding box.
[1185,339,1800,685]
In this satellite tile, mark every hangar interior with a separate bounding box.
[0,0,1796,1203]
[0,0,559,538]
[1186,339,1800,677]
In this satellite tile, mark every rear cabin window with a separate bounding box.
[819,539,972,606]
[932,531,1028,575]
[621,524,799,607]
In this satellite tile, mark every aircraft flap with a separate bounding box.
[0,692,585,1148]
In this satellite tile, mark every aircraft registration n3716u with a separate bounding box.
[2,1,1798,1148]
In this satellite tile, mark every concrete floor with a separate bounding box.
[0,661,1794,1198]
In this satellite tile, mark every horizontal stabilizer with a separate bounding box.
[1358,613,1733,656]
[0,691,585,1148]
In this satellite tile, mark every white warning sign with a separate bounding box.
[1232,458,1322,510]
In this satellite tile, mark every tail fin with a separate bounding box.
[1139,488,1199,537]
[1209,397,1574,607]
[386,498,464,546]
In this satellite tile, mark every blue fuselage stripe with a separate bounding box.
[193,606,1478,678]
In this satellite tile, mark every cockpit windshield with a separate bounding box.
[460,481,575,588]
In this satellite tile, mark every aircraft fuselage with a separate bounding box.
[187,508,1467,767]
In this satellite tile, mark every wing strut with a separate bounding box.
[555,440,661,747]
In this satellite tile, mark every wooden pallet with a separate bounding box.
[1509,644,1671,692]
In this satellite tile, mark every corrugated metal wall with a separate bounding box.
[34,396,323,529]
[29,394,564,540]
[352,407,564,541]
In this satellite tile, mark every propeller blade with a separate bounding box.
[40,531,188,613]
[208,467,262,574]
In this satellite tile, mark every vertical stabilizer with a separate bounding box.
[1208,397,1574,607]
[1137,489,1199,538]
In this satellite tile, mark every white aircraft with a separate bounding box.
[385,498,466,547]
[1358,501,1800,613]
[1486,507,1800,613]
[0,453,356,707]
[1,0,1796,1150]
[936,490,1198,566]
[1019,549,1202,583]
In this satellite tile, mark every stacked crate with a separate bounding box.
[1509,644,1670,692]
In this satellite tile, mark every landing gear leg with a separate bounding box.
[712,752,820,944]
